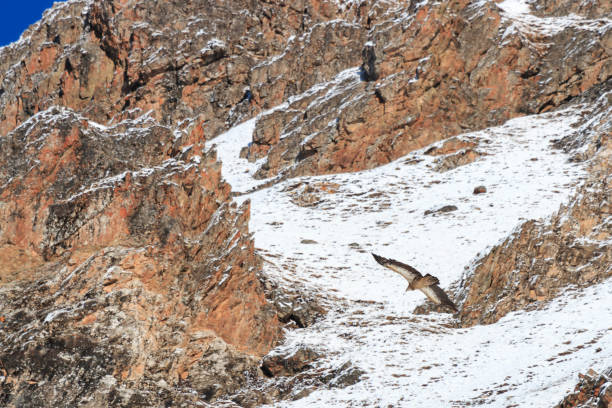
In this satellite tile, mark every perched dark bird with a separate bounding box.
[372,253,458,313]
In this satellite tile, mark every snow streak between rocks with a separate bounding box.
[211,104,611,406]
[497,0,612,38]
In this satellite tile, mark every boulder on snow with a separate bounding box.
[424,205,458,216]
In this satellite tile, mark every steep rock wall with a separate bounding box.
[247,0,611,179]
[0,107,280,405]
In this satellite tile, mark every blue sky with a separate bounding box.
[0,1,65,47]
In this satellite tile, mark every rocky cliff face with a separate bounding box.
[2,0,609,181]
[555,368,612,408]
[0,106,280,406]
[0,0,364,143]
[0,0,359,404]
[246,0,611,180]
[0,0,611,406]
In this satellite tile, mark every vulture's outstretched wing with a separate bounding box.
[372,253,459,313]
[372,253,422,283]
[420,285,459,313]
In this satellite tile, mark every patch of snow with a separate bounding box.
[200,38,226,54]
[218,271,231,287]
[209,66,363,193]
[43,308,69,324]
[274,280,612,407]
[497,0,612,38]
[498,0,531,15]
[214,103,606,406]
[206,119,268,193]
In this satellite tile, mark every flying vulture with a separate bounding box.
[372,253,458,313]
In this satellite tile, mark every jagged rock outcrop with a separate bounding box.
[0,0,373,143]
[453,90,611,326]
[3,0,609,182]
[555,368,612,408]
[0,0,366,405]
[0,107,281,406]
[246,0,611,180]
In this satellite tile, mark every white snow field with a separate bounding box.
[495,0,612,39]
[210,103,611,407]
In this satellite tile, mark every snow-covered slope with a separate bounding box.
[497,0,612,37]
[212,104,611,406]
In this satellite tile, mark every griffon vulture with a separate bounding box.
[372,253,458,313]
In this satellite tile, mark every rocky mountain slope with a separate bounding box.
[0,0,610,407]
[0,107,282,406]
[555,368,612,408]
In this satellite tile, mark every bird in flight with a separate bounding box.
[372,253,458,313]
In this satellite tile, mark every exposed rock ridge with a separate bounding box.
[0,0,380,140]
[452,91,611,326]
[0,106,280,406]
[246,0,611,180]
[555,368,612,408]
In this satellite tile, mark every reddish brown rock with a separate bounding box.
[248,0,611,180]
[457,152,612,326]
[0,1,368,404]
[0,108,280,406]
[4,0,607,184]
[602,383,612,408]
[555,368,612,408]
[0,0,358,139]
